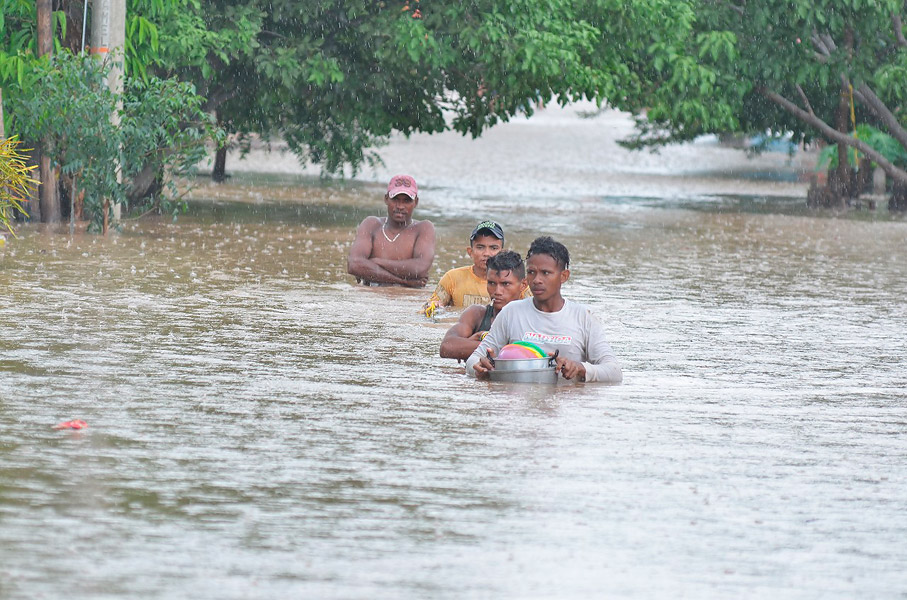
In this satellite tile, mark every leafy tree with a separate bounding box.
[189,0,743,177]
[0,0,61,78]
[7,51,219,232]
[1,0,223,227]
[608,0,907,207]
[139,0,618,174]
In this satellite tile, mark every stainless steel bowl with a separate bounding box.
[487,355,559,384]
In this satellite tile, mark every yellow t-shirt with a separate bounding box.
[425,265,530,308]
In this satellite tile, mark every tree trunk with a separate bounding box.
[36,0,52,56]
[890,180,907,211]
[74,185,85,222]
[102,198,110,234]
[37,0,60,223]
[212,145,228,182]
[856,157,873,194]
[60,0,88,54]
[831,85,852,207]
[212,110,228,183]
[38,153,60,222]
[20,140,40,221]
[126,161,165,206]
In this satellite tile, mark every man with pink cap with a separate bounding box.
[347,174,436,287]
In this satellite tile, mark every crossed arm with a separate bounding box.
[347,218,436,287]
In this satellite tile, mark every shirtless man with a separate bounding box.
[347,174,436,287]
[439,251,527,361]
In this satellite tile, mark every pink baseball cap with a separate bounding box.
[387,174,418,199]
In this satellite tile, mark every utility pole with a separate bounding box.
[90,0,126,231]
[36,0,59,222]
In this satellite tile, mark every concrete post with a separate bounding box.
[91,0,126,226]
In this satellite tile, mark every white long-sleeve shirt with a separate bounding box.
[466,298,623,383]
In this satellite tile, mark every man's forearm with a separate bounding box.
[372,257,430,279]
[423,283,451,309]
[348,259,407,284]
[440,337,480,361]
[464,343,489,378]
[581,359,623,383]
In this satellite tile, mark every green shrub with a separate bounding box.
[6,51,221,231]
[0,136,37,236]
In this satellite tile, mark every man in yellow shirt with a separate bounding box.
[439,250,528,361]
[424,221,529,314]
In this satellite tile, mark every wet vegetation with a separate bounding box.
[7,52,218,232]
[613,0,907,211]
[0,136,37,234]
[2,0,907,231]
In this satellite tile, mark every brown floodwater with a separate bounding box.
[2,105,906,599]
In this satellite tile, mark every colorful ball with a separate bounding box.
[498,342,547,360]
[511,341,547,357]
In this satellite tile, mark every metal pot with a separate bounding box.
[487,350,559,384]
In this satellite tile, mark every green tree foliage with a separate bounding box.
[1,0,222,228]
[8,0,652,180]
[613,0,907,188]
[124,0,734,176]
[16,0,907,204]
[7,52,219,230]
[0,0,63,91]
[140,0,619,173]
[583,0,742,144]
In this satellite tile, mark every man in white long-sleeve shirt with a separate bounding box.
[467,236,622,383]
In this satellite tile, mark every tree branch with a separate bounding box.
[893,12,907,47]
[202,87,241,113]
[810,32,839,56]
[795,84,815,116]
[758,86,907,185]
[856,82,907,151]
[260,30,288,40]
[838,74,870,118]
[810,33,831,58]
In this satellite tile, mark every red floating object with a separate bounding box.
[53,419,87,430]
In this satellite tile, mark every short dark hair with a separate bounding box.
[526,236,569,270]
[486,250,525,280]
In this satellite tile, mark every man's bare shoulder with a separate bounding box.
[412,219,435,233]
[357,215,383,230]
[458,304,486,324]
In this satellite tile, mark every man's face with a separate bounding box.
[526,254,569,303]
[486,268,525,311]
[385,193,417,224]
[466,234,503,270]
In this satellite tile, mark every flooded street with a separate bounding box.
[2,105,906,598]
